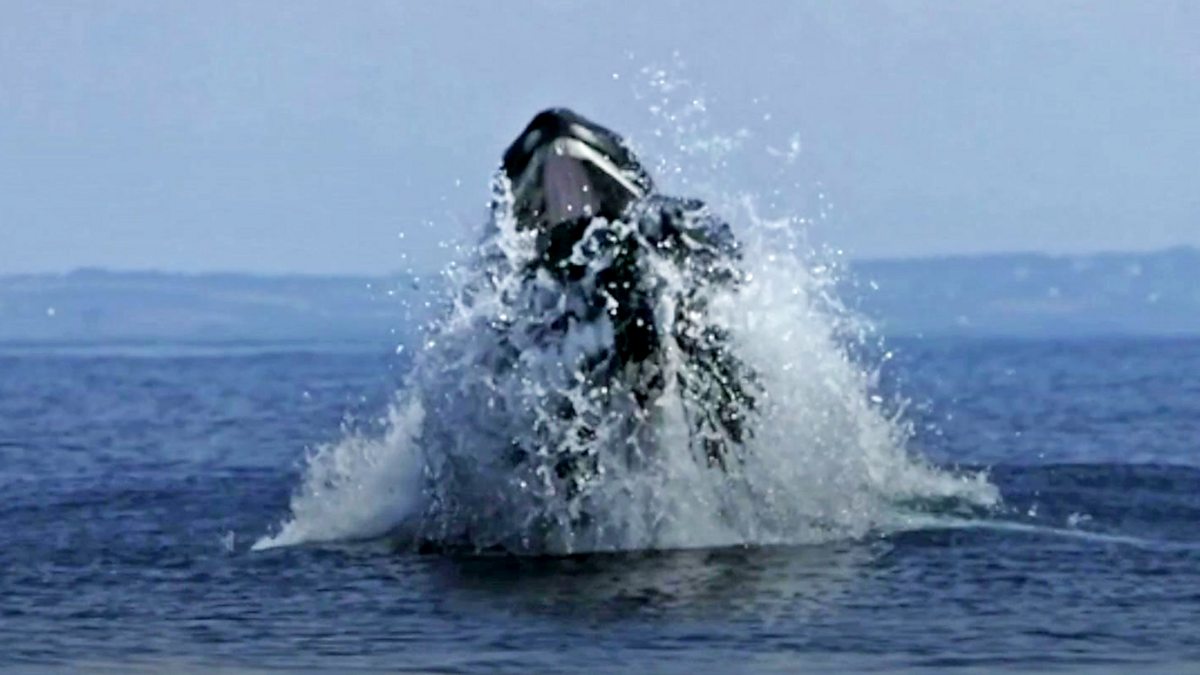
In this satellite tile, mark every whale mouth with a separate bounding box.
[502,108,653,235]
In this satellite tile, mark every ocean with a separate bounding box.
[1,337,1197,672]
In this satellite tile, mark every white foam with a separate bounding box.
[253,399,426,550]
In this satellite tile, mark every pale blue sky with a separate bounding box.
[2,1,1197,274]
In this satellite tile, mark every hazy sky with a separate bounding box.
[2,1,1197,274]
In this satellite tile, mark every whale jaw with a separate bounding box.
[502,108,653,236]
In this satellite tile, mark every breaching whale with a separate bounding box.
[255,108,1000,555]
[487,108,760,481]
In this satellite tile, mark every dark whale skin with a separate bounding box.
[496,109,760,481]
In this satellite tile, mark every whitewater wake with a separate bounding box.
[254,71,999,555]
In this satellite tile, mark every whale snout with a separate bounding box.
[502,108,653,237]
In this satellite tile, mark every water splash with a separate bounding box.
[254,70,999,554]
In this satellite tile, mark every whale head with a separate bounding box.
[502,108,653,237]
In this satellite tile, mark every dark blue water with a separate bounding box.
[2,338,1198,672]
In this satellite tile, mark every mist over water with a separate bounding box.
[255,70,998,554]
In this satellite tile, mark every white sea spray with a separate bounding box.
[255,70,999,554]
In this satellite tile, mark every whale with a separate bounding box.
[491,108,760,478]
[402,109,769,551]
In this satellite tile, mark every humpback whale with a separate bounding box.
[258,108,999,556]
[487,109,760,480]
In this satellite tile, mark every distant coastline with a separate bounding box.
[3,247,1197,343]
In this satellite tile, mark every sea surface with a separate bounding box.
[2,337,1198,673]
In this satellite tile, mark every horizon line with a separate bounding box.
[4,244,1197,280]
